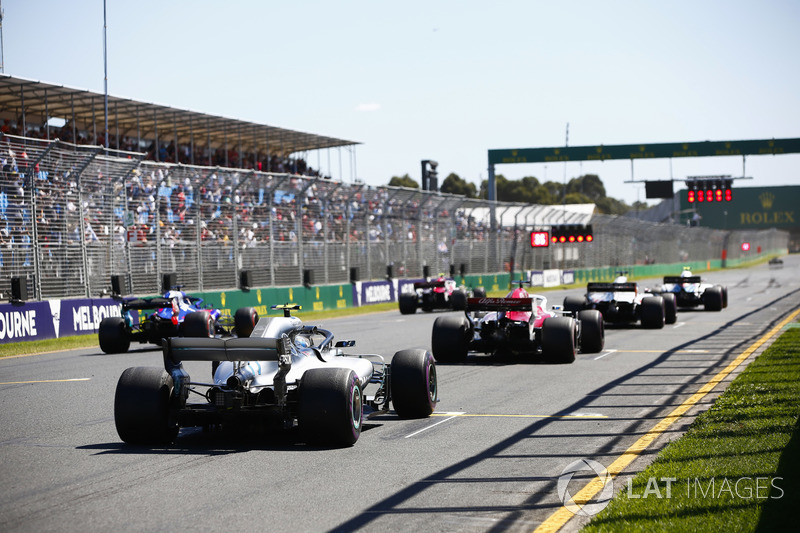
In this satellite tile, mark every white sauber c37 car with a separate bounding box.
[114,305,437,447]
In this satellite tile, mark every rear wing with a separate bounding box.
[414,280,446,290]
[165,336,291,364]
[663,276,701,284]
[466,297,532,312]
[587,282,637,293]
[121,297,175,311]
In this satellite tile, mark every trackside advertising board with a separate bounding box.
[0,298,122,344]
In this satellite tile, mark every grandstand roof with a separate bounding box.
[0,74,358,157]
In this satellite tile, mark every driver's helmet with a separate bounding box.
[680,270,693,278]
[294,335,311,349]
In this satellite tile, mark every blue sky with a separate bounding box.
[4,0,799,204]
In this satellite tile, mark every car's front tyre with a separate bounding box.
[390,349,437,418]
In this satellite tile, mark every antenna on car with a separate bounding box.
[271,303,302,317]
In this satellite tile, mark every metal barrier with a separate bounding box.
[0,134,789,300]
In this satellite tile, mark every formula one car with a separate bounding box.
[114,305,437,447]
[563,274,676,328]
[659,268,728,311]
[431,283,604,364]
[398,275,486,314]
[99,287,258,354]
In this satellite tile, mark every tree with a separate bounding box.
[440,173,477,198]
[566,174,606,202]
[388,174,419,189]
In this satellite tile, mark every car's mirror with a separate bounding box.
[335,340,355,348]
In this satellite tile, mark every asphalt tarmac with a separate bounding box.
[1,256,798,532]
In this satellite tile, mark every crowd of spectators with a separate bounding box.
[2,118,324,176]
[0,130,493,277]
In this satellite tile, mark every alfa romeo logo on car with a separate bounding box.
[557,459,614,516]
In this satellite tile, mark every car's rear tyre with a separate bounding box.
[662,293,677,324]
[181,310,214,337]
[99,317,131,354]
[299,368,362,447]
[234,307,259,338]
[640,296,665,328]
[563,295,587,316]
[431,315,470,363]
[115,367,178,445]
[541,317,576,364]
[450,289,467,311]
[398,293,417,315]
[720,286,729,308]
[578,310,604,353]
[703,286,724,311]
[390,349,437,418]
[473,287,487,298]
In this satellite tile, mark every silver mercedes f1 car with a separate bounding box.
[114,305,437,447]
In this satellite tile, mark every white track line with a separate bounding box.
[404,412,465,438]
[594,349,617,360]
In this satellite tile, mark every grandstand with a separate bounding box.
[0,75,789,301]
[0,74,358,173]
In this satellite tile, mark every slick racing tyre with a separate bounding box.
[472,287,487,298]
[640,296,666,329]
[99,316,131,354]
[662,293,678,324]
[541,317,576,364]
[450,289,467,311]
[578,310,604,353]
[703,286,724,312]
[181,310,214,337]
[390,349,437,419]
[398,293,417,315]
[299,368,362,447]
[431,315,470,363]
[115,367,178,445]
[563,296,587,316]
[234,307,259,338]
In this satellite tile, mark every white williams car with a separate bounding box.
[660,268,728,311]
[114,305,437,447]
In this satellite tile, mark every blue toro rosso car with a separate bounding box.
[99,287,258,354]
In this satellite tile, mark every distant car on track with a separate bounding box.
[563,274,676,328]
[398,276,486,314]
[99,286,258,354]
[431,283,604,364]
[114,304,437,447]
[659,268,728,311]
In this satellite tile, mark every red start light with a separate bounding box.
[725,189,732,201]
[559,236,566,243]
[568,235,576,242]
[586,235,593,242]
[715,189,723,201]
[577,235,584,242]
[706,190,713,202]
[688,190,695,203]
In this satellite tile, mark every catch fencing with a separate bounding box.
[0,134,789,300]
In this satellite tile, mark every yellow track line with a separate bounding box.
[534,307,800,533]
[0,378,91,385]
[431,413,607,419]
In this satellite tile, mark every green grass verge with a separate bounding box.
[583,322,800,532]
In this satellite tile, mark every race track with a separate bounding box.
[1,257,798,532]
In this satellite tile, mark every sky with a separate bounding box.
[3,0,799,205]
